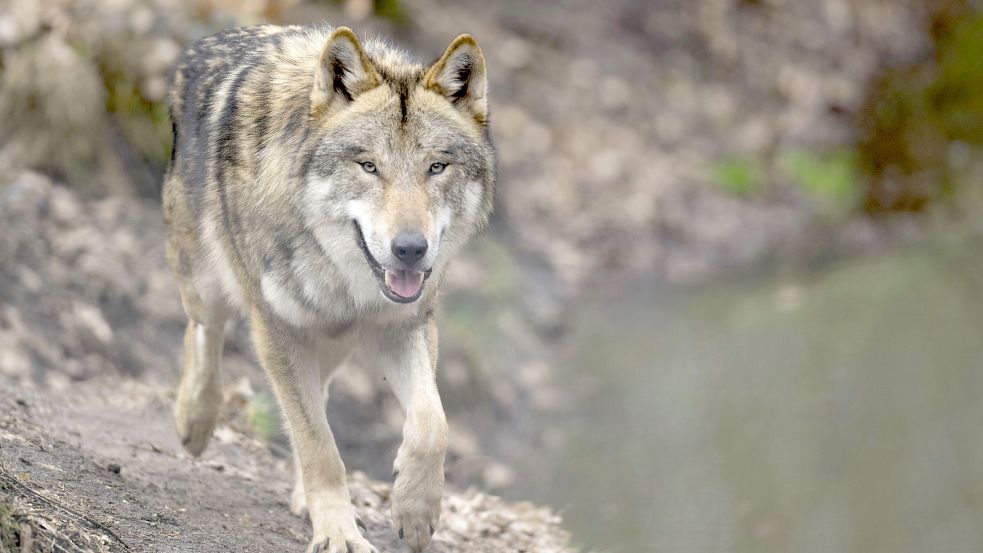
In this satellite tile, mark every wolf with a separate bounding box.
[162,24,494,552]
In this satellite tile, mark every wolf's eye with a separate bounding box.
[360,161,377,174]
[429,162,447,175]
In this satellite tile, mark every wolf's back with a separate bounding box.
[166,25,323,201]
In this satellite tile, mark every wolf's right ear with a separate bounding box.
[311,27,381,115]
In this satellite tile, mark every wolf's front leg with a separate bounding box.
[362,318,447,552]
[250,310,376,553]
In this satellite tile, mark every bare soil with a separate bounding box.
[0,377,571,553]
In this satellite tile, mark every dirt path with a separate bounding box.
[0,377,572,552]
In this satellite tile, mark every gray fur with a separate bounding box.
[162,24,494,553]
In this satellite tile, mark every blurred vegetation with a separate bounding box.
[712,1,983,218]
[713,149,861,215]
[712,157,763,198]
[247,392,282,442]
[859,0,983,213]
[779,149,860,214]
[372,0,410,25]
[319,0,410,24]
[103,66,173,170]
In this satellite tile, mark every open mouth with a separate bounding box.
[353,221,430,303]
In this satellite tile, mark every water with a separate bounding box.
[517,237,983,552]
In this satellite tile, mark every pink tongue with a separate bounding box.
[387,269,424,298]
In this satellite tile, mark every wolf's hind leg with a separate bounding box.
[173,292,229,457]
[165,171,230,457]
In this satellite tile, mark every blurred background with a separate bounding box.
[2,0,983,551]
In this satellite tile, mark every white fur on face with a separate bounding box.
[462,180,483,221]
[303,176,342,219]
[299,171,466,315]
[344,199,445,272]
[300,177,374,309]
[299,193,392,311]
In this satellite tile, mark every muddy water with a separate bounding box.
[515,237,983,553]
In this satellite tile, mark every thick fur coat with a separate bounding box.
[162,24,494,552]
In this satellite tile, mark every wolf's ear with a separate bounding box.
[424,34,488,125]
[311,27,381,115]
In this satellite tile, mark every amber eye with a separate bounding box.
[360,161,377,174]
[429,162,447,175]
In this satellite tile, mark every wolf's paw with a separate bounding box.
[308,505,376,553]
[308,536,376,553]
[308,537,376,553]
[391,463,442,552]
[308,522,376,553]
[173,385,221,457]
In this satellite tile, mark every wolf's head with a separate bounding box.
[301,28,494,306]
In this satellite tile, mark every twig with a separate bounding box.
[0,470,130,551]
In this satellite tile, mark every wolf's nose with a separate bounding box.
[391,231,428,264]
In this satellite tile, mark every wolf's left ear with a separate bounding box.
[424,34,488,125]
[311,27,381,115]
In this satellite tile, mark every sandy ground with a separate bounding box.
[0,375,572,552]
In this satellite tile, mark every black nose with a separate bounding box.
[391,231,428,265]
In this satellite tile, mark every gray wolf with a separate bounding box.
[162,23,494,552]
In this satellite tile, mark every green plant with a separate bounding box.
[711,157,762,198]
[779,149,860,211]
[931,9,983,144]
[374,0,410,24]
[858,3,983,212]
[247,392,281,442]
[105,76,172,166]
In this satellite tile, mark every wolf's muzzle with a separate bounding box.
[353,221,431,303]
